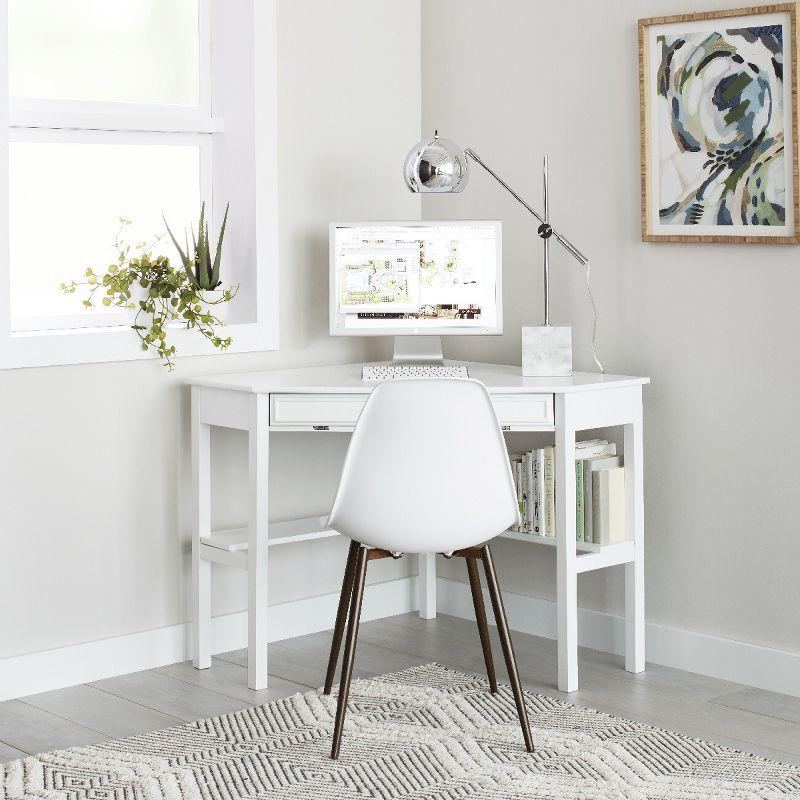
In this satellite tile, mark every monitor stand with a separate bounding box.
[391,335,444,365]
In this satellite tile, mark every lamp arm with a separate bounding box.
[464,147,588,266]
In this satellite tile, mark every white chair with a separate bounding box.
[323,378,534,759]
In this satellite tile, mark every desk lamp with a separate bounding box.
[403,132,599,376]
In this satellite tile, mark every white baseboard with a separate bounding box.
[4,573,799,703]
[437,577,800,699]
[0,576,418,701]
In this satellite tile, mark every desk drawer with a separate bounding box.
[270,391,554,430]
[270,393,366,427]
[492,393,554,428]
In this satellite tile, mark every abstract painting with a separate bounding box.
[639,4,800,243]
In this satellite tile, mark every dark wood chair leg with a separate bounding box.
[466,555,497,693]
[481,544,534,752]
[330,544,368,759]
[323,539,360,695]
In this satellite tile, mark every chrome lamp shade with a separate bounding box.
[403,132,469,193]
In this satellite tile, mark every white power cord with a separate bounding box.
[584,260,605,374]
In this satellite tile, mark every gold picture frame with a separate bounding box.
[639,4,800,243]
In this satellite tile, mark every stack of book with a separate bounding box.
[509,440,626,544]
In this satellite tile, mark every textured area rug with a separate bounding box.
[2,663,800,799]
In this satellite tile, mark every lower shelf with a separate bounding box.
[500,530,635,572]
[200,515,634,574]
[202,515,336,553]
[500,529,630,554]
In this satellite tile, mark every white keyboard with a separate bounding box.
[361,364,470,381]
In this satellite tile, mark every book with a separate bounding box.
[532,449,544,534]
[583,455,621,544]
[575,458,585,541]
[543,445,555,536]
[525,451,535,533]
[573,441,615,541]
[592,466,626,544]
[508,454,522,531]
[519,457,528,532]
[575,440,617,459]
[512,456,524,531]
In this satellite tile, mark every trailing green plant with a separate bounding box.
[164,201,229,290]
[61,217,237,370]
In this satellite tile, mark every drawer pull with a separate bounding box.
[313,425,330,431]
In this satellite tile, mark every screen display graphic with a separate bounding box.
[332,222,499,332]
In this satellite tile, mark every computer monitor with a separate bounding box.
[330,220,502,361]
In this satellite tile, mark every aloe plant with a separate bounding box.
[164,201,230,290]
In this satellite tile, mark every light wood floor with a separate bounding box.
[2,612,800,765]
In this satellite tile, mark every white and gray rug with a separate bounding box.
[2,663,800,799]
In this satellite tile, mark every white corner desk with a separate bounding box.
[187,361,649,693]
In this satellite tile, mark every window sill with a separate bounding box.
[0,319,277,369]
[9,108,224,135]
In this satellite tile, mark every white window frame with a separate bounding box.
[0,0,278,369]
[9,127,214,334]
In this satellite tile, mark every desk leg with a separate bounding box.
[192,387,211,670]
[418,553,437,619]
[556,396,578,693]
[624,401,645,673]
[248,395,269,690]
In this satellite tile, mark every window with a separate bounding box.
[8,1,200,105]
[10,136,204,331]
[0,0,278,368]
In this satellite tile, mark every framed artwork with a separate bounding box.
[639,4,800,243]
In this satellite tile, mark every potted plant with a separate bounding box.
[62,203,237,370]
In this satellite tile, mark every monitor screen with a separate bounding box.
[330,221,502,336]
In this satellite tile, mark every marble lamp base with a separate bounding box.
[522,325,573,377]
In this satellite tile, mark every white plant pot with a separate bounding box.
[198,288,233,324]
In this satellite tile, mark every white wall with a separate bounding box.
[4,0,798,686]
[423,0,800,655]
[0,0,421,660]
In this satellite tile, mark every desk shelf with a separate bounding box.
[201,515,634,574]
[200,515,337,567]
[502,529,590,551]
[500,529,635,571]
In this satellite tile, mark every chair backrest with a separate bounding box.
[327,378,518,553]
